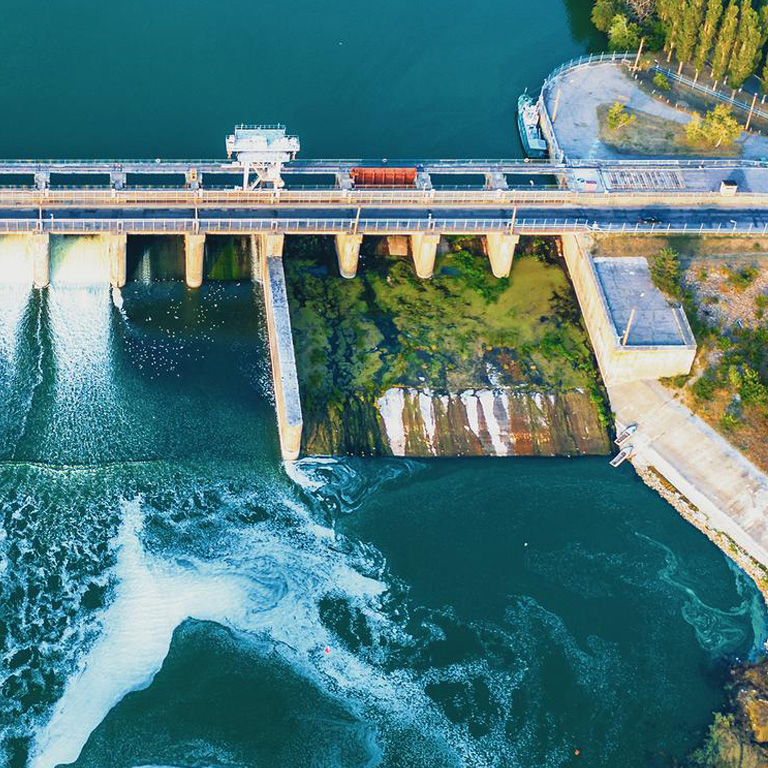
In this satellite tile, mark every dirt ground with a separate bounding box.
[590,234,768,258]
[597,104,741,157]
[684,256,768,330]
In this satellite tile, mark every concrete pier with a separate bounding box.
[107,234,127,288]
[335,234,363,278]
[260,233,303,460]
[30,234,50,289]
[485,233,519,278]
[410,233,440,279]
[184,234,205,288]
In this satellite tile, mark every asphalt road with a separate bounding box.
[4,206,768,231]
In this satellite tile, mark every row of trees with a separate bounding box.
[592,0,768,87]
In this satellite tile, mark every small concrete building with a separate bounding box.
[562,236,696,386]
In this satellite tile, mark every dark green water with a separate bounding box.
[0,3,764,768]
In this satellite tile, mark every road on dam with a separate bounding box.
[3,206,768,230]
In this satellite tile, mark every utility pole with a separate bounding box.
[746,92,758,131]
[632,39,645,75]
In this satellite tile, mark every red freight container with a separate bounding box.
[350,167,417,187]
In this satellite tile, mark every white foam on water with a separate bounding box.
[478,390,507,456]
[417,390,436,453]
[0,236,33,285]
[460,390,481,439]
[50,236,109,287]
[377,388,406,456]
[29,500,257,768]
[0,237,33,367]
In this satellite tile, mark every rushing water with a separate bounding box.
[0,2,765,767]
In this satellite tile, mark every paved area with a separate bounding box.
[593,257,693,346]
[609,379,768,566]
[545,62,768,169]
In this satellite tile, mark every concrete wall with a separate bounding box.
[562,234,696,385]
[260,234,304,460]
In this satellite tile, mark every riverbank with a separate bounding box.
[284,235,611,457]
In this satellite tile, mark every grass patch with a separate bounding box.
[597,104,741,157]
[591,235,768,259]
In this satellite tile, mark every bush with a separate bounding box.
[650,247,682,299]
[692,374,717,402]
[755,294,768,309]
[726,265,759,292]
[720,410,741,431]
[607,101,637,130]
[653,72,671,91]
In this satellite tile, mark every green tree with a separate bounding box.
[592,0,622,31]
[606,101,637,129]
[657,0,685,49]
[678,0,706,64]
[653,71,672,89]
[650,247,682,297]
[686,104,742,146]
[727,0,764,87]
[694,0,723,70]
[711,0,739,80]
[608,13,642,49]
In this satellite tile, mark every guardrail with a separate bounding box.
[1,217,766,235]
[1,187,766,207]
[650,64,768,123]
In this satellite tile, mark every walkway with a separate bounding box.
[609,379,768,567]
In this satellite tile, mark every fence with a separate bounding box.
[1,217,767,235]
[650,64,768,124]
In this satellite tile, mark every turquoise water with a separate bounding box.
[0,3,764,767]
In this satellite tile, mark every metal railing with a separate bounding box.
[650,64,768,123]
[542,51,636,88]
[1,217,766,235]
[0,187,766,208]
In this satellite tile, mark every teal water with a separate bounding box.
[0,3,764,768]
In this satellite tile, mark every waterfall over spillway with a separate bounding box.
[33,236,121,463]
[50,236,110,287]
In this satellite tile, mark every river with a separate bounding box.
[0,2,764,767]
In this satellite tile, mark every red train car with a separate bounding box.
[350,167,417,187]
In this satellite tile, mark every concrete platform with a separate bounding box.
[593,257,693,346]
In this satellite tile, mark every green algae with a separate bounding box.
[284,235,610,455]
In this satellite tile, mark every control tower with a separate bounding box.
[226,124,300,189]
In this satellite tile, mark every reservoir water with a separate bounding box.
[0,2,765,767]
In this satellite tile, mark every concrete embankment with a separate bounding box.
[261,236,303,461]
[375,387,607,457]
[610,379,768,590]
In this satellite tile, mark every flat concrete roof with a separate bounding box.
[593,257,693,346]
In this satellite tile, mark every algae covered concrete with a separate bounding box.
[284,235,611,457]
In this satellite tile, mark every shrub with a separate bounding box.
[650,247,682,299]
[755,294,768,309]
[607,101,637,130]
[727,265,759,292]
[692,374,717,402]
[720,410,741,431]
[653,72,671,91]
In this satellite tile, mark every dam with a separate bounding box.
[7,124,766,458]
